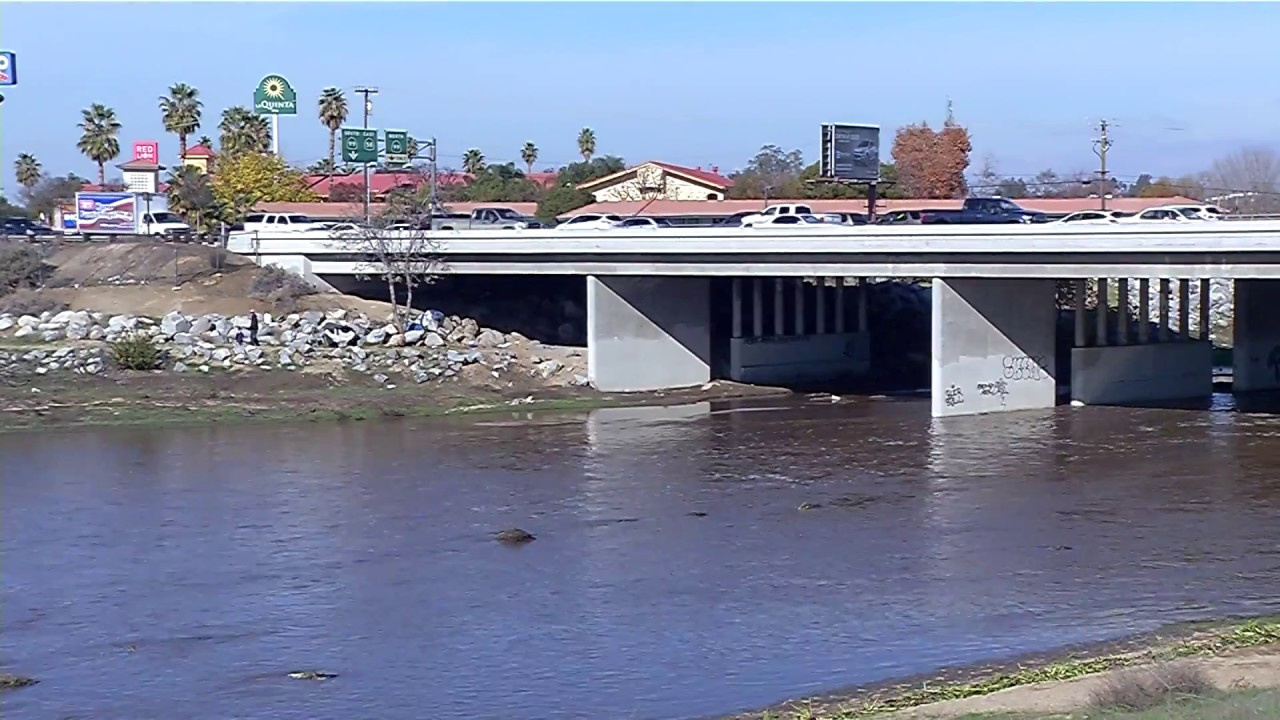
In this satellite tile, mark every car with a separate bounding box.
[617,217,674,229]
[1,217,57,239]
[747,214,830,229]
[1056,210,1131,225]
[1122,208,1195,223]
[821,212,869,225]
[740,204,815,227]
[1149,204,1226,221]
[555,213,624,231]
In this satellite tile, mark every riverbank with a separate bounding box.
[0,368,788,432]
[730,617,1280,719]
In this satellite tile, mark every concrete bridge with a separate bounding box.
[228,222,1280,418]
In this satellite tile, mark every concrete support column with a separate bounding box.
[1096,278,1109,346]
[1199,279,1211,342]
[752,278,763,338]
[587,276,711,392]
[1138,279,1151,344]
[1178,280,1191,341]
[931,278,1057,418]
[794,279,805,336]
[1074,280,1087,348]
[816,280,827,334]
[1234,280,1280,392]
[857,278,869,333]
[1158,279,1171,342]
[773,279,784,337]
[1117,279,1130,345]
[731,278,743,339]
[835,278,846,333]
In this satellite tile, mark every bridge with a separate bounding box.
[228,222,1280,419]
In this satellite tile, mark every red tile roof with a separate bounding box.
[182,144,216,158]
[305,169,559,199]
[576,161,734,192]
[253,201,540,218]
[560,196,1203,219]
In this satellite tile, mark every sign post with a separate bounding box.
[253,74,298,156]
[384,130,409,167]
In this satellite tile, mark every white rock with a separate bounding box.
[17,315,38,328]
[404,329,425,345]
[387,333,405,347]
[476,329,504,347]
[365,328,387,345]
[160,310,192,336]
[537,359,563,379]
[0,316,13,332]
[422,332,445,348]
[173,362,188,373]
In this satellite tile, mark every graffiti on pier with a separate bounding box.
[976,378,1010,405]
[944,384,965,407]
[1002,354,1048,382]
[1268,345,1280,383]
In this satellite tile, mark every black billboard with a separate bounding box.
[820,123,880,182]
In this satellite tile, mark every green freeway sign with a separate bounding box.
[341,128,378,164]
[384,130,409,166]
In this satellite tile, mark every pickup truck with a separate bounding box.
[739,204,816,227]
[239,212,333,234]
[428,207,542,231]
[916,198,1046,225]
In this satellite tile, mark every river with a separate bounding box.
[5,395,1280,719]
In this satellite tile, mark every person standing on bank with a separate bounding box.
[248,309,260,346]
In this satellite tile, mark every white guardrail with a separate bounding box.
[226,221,1280,257]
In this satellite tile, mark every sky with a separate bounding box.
[1,1,1278,194]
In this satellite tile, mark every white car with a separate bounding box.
[740,204,815,227]
[1122,208,1196,223]
[1150,204,1225,221]
[747,214,830,229]
[617,217,674,229]
[556,213,624,231]
[1056,210,1130,225]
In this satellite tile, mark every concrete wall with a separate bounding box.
[1072,342,1211,405]
[728,331,870,385]
[1234,279,1280,392]
[260,255,339,293]
[931,278,1057,418]
[586,276,712,392]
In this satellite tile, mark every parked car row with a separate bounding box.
[1055,204,1227,224]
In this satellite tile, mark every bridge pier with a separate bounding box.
[586,276,712,392]
[1070,277,1211,405]
[726,277,870,385]
[931,278,1057,418]
[1233,279,1280,392]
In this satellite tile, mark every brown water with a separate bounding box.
[4,396,1280,720]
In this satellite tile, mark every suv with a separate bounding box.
[1,217,56,239]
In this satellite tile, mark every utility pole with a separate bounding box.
[354,85,379,222]
[427,137,438,212]
[1092,119,1112,210]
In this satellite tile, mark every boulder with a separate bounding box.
[160,311,192,336]
[422,332,445,348]
[403,329,425,345]
[0,316,13,332]
[495,528,536,545]
[476,328,504,347]
[364,328,387,345]
[190,316,214,335]
[537,359,563,379]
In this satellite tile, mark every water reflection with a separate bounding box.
[3,396,1280,720]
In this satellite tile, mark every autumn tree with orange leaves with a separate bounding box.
[891,110,973,199]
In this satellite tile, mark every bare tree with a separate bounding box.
[599,163,668,203]
[338,180,444,330]
[1205,147,1280,214]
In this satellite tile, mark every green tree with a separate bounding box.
[317,87,348,191]
[407,137,420,160]
[76,103,122,185]
[14,153,41,193]
[22,174,86,219]
[167,166,218,233]
[535,156,626,223]
[521,142,539,175]
[456,163,541,203]
[727,145,807,199]
[158,83,202,161]
[218,106,271,157]
[462,148,486,176]
[197,134,213,148]
[210,152,317,222]
[577,128,596,162]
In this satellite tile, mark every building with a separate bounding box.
[181,144,216,174]
[576,161,734,202]
[304,169,559,201]
[253,201,540,221]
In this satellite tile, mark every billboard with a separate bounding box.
[820,123,880,182]
[75,193,136,233]
[133,140,159,164]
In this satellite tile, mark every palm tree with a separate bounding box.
[219,106,271,156]
[577,128,596,163]
[197,135,213,148]
[462,148,485,176]
[317,87,348,190]
[14,153,41,192]
[407,137,420,160]
[76,104,122,185]
[158,83,202,161]
[167,166,216,233]
[521,142,538,175]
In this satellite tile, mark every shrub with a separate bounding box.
[0,288,68,316]
[108,333,163,371]
[0,245,48,295]
[249,265,317,312]
[1090,662,1214,711]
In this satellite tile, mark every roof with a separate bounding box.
[116,158,166,171]
[576,161,733,192]
[253,201,540,218]
[558,196,1204,219]
[182,144,216,158]
[305,169,559,199]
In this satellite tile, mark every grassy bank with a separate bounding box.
[952,686,1280,719]
[0,369,787,433]
[740,617,1280,720]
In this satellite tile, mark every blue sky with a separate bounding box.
[1,1,1277,193]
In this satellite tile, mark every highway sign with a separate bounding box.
[341,128,378,164]
[0,51,16,86]
[384,130,409,166]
